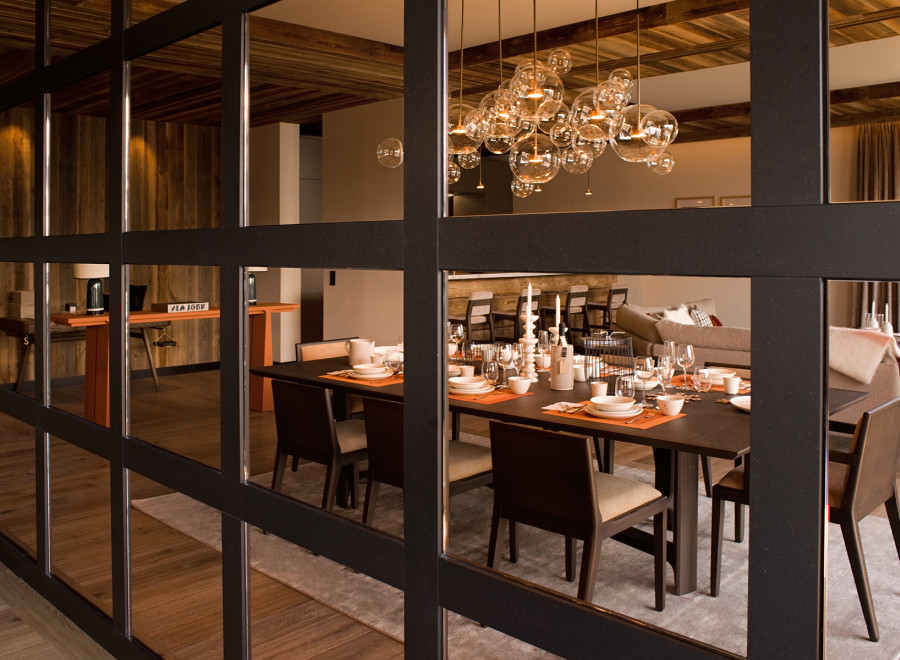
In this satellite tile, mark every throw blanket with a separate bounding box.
[829,326,898,384]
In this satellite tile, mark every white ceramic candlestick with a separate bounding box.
[519,315,538,381]
[549,326,559,346]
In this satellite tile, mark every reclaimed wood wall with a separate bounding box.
[0,106,221,386]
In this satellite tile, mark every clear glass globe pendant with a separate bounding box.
[509,131,561,185]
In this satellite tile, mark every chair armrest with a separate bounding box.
[828,450,858,466]
[828,420,857,435]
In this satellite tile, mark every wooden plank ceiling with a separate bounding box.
[1,0,899,142]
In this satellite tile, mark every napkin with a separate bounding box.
[541,402,583,411]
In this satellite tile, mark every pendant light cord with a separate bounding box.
[636,0,641,122]
[498,0,503,83]
[594,0,599,87]
[458,0,465,120]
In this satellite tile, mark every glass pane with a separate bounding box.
[50,0,110,62]
[50,435,112,616]
[443,1,751,215]
[49,71,110,235]
[0,411,36,558]
[0,261,36,399]
[0,2,34,82]
[249,530,404,656]
[0,102,35,238]
[128,29,222,231]
[447,272,751,655]
[249,0,404,224]
[129,472,223,655]
[127,265,221,469]
[47,262,110,421]
[829,1,900,203]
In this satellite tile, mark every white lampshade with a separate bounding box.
[72,263,109,280]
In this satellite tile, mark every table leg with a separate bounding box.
[84,325,110,427]
[249,310,274,412]
[672,450,699,595]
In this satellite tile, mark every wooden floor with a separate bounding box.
[0,370,894,657]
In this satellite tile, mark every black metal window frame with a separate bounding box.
[0,0,897,657]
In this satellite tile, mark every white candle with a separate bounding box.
[526,283,532,332]
[886,303,889,319]
[555,295,561,328]
[871,300,876,315]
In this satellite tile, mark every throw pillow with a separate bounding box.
[690,306,713,327]
[709,314,723,327]
[661,304,695,326]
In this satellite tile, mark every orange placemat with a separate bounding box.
[449,390,534,404]
[321,374,404,387]
[671,374,750,394]
[542,401,684,429]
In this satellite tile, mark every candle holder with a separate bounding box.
[549,326,560,346]
[519,315,538,381]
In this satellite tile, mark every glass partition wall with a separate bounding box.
[0,1,897,659]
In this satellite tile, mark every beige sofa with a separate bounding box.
[612,301,751,369]
[829,357,900,425]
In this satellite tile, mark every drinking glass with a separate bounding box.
[384,350,402,377]
[448,323,465,358]
[693,367,712,393]
[656,355,674,393]
[537,330,549,355]
[496,344,513,386]
[634,356,654,407]
[482,360,499,388]
[663,340,677,364]
[615,375,635,400]
[676,344,695,388]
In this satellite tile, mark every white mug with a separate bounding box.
[573,364,586,381]
[590,381,609,397]
[345,338,375,365]
[723,375,742,395]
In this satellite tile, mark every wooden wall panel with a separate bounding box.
[0,109,222,388]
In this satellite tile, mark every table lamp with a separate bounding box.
[72,263,109,315]
[247,267,267,306]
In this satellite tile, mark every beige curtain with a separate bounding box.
[853,123,899,328]
[856,121,900,201]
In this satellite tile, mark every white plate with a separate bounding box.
[449,384,494,396]
[449,376,488,390]
[584,404,644,419]
[708,368,736,384]
[349,371,395,381]
[446,366,461,377]
[635,378,659,390]
[352,363,389,375]
[730,395,751,413]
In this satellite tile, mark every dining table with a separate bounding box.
[250,357,865,597]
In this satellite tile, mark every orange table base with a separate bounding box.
[52,303,297,427]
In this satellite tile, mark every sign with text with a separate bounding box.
[150,302,210,313]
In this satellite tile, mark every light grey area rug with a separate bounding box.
[132,435,900,659]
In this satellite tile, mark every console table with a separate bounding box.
[51,302,298,426]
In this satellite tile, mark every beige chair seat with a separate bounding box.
[336,419,368,454]
[594,472,664,522]
[448,442,492,482]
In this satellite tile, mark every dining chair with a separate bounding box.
[449,291,495,343]
[361,398,493,526]
[295,337,364,417]
[540,284,589,342]
[587,284,628,333]
[271,379,368,511]
[487,421,667,609]
[710,397,900,642]
[700,361,752,498]
[492,288,541,341]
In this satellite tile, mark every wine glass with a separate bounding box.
[448,323,465,358]
[634,356,655,407]
[693,367,712,393]
[496,344,513,386]
[676,344,695,388]
[384,350,402,378]
[615,375,635,400]
[663,340,676,364]
[537,330,550,369]
[656,355,674,394]
[482,360,499,389]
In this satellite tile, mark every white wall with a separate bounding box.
[322,99,404,343]
[249,123,302,361]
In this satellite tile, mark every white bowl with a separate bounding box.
[589,395,636,412]
[448,376,488,390]
[707,367,736,383]
[447,364,461,377]
[353,363,388,374]
[507,376,531,395]
[657,394,685,416]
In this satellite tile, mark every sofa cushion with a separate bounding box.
[628,298,718,318]
[662,304,695,325]
[614,304,662,344]
[690,307,714,327]
[656,319,751,352]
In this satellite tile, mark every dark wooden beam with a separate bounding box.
[449,0,749,70]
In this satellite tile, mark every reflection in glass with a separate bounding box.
[0,412,37,557]
[0,104,34,238]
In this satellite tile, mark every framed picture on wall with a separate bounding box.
[720,195,752,207]
[675,197,714,209]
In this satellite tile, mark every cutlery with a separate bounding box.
[625,412,655,424]
[565,404,587,414]
[475,390,499,400]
